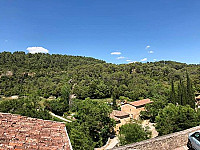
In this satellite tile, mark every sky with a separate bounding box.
[1,0,200,64]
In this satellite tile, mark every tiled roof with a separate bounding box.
[110,110,129,121]
[129,99,152,107]
[0,112,72,150]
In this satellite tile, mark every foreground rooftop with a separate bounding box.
[0,112,72,150]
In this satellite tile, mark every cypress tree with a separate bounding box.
[61,84,71,110]
[186,73,195,109]
[182,82,187,106]
[112,86,118,110]
[170,80,176,104]
[177,79,183,105]
[177,78,188,106]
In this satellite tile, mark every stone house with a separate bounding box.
[110,110,130,134]
[121,98,153,119]
[195,95,200,108]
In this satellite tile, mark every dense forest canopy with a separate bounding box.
[1,51,200,101]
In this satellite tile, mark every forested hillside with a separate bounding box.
[1,51,200,101]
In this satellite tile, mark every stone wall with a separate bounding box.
[121,104,143,119]
[113,126,200,150]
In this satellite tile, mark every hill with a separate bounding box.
[0,51,200,101]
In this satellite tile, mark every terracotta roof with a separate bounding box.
[110,110,129,121]
[0,112,72,150]
[129,99,152,107]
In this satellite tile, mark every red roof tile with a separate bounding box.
[129,99,152,107]
[0,112,72,150]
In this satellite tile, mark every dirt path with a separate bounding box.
[49,112,72,123]
[142,120,158,138]
[95,137,119,150]
[105,137,119,149]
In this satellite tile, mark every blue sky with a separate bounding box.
[1,0,200,64]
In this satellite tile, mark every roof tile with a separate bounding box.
[129,98,152,107]
[0,112,72,150]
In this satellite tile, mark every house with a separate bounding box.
[110,110,130,134]
[195,95,200,107]
[121,98,153,119]
[0,112,72,150]
[196,95,200,101]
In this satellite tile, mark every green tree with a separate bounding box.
[170,79,176,104]
[112,86,118,110]
[155,103,198,135]
[44,99,67,116]
[119,123,151,145]
[177,78,187,106]
[186,72,195,109]
[140,98,168,122]
[0,96,51,120]
[61,84,71,105]
[67,122,95,150]
[69,99,114,148]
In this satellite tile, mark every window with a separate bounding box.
[192,132,200,141]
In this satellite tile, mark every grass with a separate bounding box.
[90,98,112,103]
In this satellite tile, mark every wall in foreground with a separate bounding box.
[113,126,200,150]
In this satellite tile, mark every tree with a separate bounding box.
[44,99,67,116]
[112,86,118,110]
[177,78,187,105]
[69,99,114,148]
[67,122,95,150]
[155,103,198,136]
[187,72,195,109]
[61,84,71,105]
[169,79,176,104]
[173,74,195,107]
[0,96,51,120]
[140,98,168,122]
[119,123,151,145]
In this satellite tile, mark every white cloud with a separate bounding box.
[128,61,137,64]
[153,59,157,61]
[148,50,154,54]
[111,52,121,55]
[146,45,150,49]
[117,56,125,59]
[26,47,49,54]
[126,60,131,62]
[141,58,147,62]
